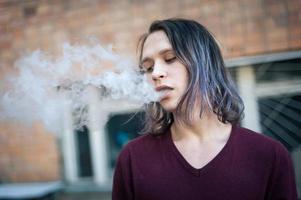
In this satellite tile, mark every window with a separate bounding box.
[258,95,301,152]
[106,112,145,168]
[75,125,93,177]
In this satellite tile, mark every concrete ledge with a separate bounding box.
[0,181,63,199]
[225,50,301,68]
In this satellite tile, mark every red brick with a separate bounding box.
[287,0,301,12]
[0,0,301,184]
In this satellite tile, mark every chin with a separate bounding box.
[160,99,177,112]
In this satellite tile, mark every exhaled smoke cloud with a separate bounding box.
[0,42,159,133]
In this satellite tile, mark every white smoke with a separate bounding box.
[0,42,159,133]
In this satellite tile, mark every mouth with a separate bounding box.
[155,85,174,101]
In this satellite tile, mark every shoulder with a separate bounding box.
[125,132,163,151]
[234,126,283,148]
[233,126,290,160]
[233,126,297,198]
[117,132,165,162]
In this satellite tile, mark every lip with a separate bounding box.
[155,85,173,101]
[155,85,173,92]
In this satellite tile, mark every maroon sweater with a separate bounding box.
[112,125,298,200]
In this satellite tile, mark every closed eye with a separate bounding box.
[140,59,154,74]
[140,65,153,74]
[165,57,176,63]
[145,66,153,73]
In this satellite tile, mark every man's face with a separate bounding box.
[141,31,189,112]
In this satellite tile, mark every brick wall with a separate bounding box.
[0,0,300,182]
[1,0,301,68]
[0,122,60,182]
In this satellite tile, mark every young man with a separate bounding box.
[112,18,298,200]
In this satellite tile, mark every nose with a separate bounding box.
[152,63,167,81]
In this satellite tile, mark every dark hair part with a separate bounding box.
[138,18,244,134]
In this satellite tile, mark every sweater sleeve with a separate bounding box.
[112,145,134,200]
[266,142,298,200]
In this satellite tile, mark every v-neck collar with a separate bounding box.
[166,124,237,177]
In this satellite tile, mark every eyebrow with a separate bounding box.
[141,48,174,64]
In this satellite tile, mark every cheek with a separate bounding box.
[180,69,189,87]
[184,73,189,87]
[146,74,154,85]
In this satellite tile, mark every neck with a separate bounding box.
[171,110,232,142]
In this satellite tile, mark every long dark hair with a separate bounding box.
[137,18,244,134]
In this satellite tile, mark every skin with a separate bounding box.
[141,31,188,112]
[141,31,232,169]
